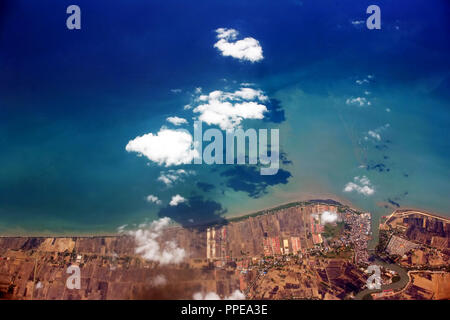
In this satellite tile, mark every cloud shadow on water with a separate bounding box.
[158,195,227,229]
[263,99,285,124]
[220,165,292,198]
[196,181,216,192]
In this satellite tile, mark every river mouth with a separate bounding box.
[354,258,409,300]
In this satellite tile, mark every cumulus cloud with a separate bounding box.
[346,97,370,107]
[193,88,268,130]
[126,128,199,166]
[158,169,193,186]
[166,116,188,126]
[364,124,390,141]
[193,290,245,300]
[344,176,375,196]
[321,211,338,225]
[214,28,263,62]
[127,217,186,265]
[169,194,186,206]
[146,194,162,205]
[367,130,381,141]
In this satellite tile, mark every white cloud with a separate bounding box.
[193,88,268,130]
[365,124,390,141]
[356,79,369,85]
[127,217,186,265]
[193,289,245,300]
[351,20,365,25]
[126,128,199,166]
[356,74,374,85]
[158,169,193,186]
[344,176,375,196]
[214,28,263,62]
[170,88,182,94]
[117,224,128,233]
[166,116,188,126]
[183,104,192,110]
[169,194,186,206]
[225,290,246,300]
[346,97,370,107]
[367,130,381,141]
[233,88,268,101]
[386,108,391,112]
[193,292,220,300]
[151,275,167,287]
[195,87,202,94]
[197,88,267,102]
[146,194,162,205]
[321,211,338,224]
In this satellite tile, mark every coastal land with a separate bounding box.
[0,200,448,300]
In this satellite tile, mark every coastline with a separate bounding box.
[0,193,354,237]
[0,192,447,238]
[226,191,363,220]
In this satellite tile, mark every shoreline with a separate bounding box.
[0,196,352,238]
[227,191,362,219]
[0,194,447,238]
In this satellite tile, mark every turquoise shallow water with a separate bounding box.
[0,1,448,235]
[218,72,449,232]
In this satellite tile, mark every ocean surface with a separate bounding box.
[0,0,449,235]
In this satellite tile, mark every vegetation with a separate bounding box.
[376,230,391,254]
[228,200,345,223]
[322,221,347,239]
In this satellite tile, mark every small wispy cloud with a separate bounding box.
[146,194,162,205]
[158,169,193,186]
[151,275,167,287]
[364,123,390,141]
[344,176,375,196]
[346,97,370,107]
[351,20,365,26]
[193,289,245,300]
[166,116,188,126]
